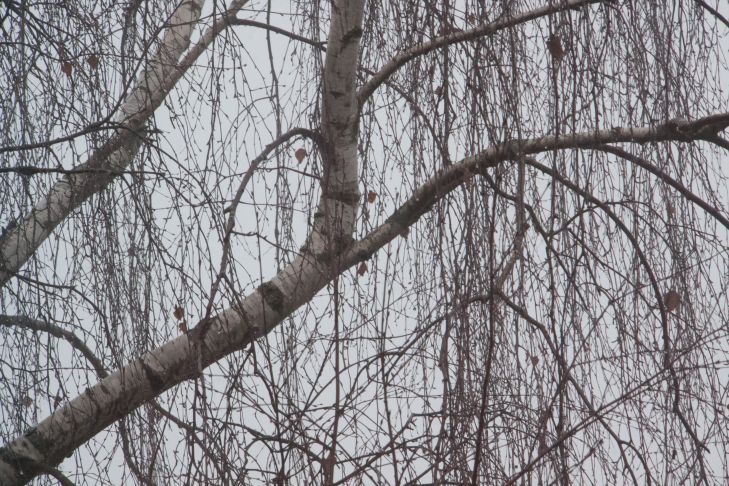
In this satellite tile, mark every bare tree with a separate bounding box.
[1,0,729,484]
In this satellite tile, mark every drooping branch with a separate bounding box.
[357,0,607,104]
[199,127,320,337]
[595,144,729,230]
[0,0,250,289]
[0,112,724,485]
[0,315,108,378]
[343,113,729,268]
[521,157,710,477]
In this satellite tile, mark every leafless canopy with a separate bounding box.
[1,0,729,484]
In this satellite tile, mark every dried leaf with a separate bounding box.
[61,61,73,78]
[530,355,539,366]
[23,395,33,408]
[178,320,188,333]
[87,55,99,70]
[434,85,443,97]
[295,148,307,163]
[664,290,681,312]
[367,190,377,203]
[173,306,184,320]
[357,262,368,276]
[546,34,564,62]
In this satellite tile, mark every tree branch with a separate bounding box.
[0,0,250,289]
[0,315,107,378]
[343,113,729,270]
[357,0,608,104]
[694,0,729,30]
[228,18,326,49]
[1,112,725,485]
[595,144,729,230]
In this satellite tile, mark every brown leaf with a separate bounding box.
[357,262,368,276]
[295,148,307,163]
[173,306,184,320]
[664,290,681,312]
[434,85,443,97]
[61,61,73,78]
[23,395,33,408]
[178,320,188,333]
[367,190,377,203]
[87,55,99,70]
[546,34,564,62]
[530,355,539,366]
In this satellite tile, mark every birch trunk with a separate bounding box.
[0,0,250,287]
[0,1,365,483]
[1,0,728,484]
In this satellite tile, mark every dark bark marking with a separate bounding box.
[342,27,363,44]
[141,360,165,392]
[259,281,284,314]
[324,190,360,205]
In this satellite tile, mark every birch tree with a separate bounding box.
[1,0,729,484]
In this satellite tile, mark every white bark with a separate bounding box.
[1,0,727,480]
[0,0,250,287]
[1,110,726,484]
[0,1,366,482]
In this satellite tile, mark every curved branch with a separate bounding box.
[228,18,326,49]
[357,0,607,104]
[694,0,729,29]
[0,112,724,485]
[0,0,250,289]
[595,144,729,230]
[522,157,709,478]
[704,134,729,151]
[199,127,320,337]
[0,121,123,155]
[520,159,669,356]
[0,315,108,378]
[342,113,729,269]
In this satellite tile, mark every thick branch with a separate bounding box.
[0,0,250,289]
[0,112,724,484]
[595,144,729,230]
[694,0,729,29]
[343,113,729,267]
